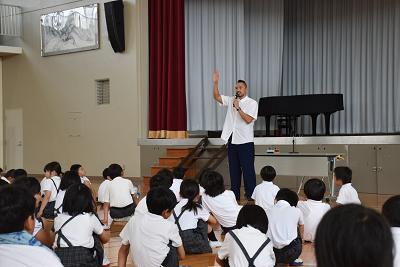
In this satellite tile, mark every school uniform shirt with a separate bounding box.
[170,198,210,230]
[103,177,137,208]
[42,176,61,201]
[53,213,104,249]
[297,199,330,242]
[0,244,63,267]
[266,200,304,249]
[218,226,275,267]
[40,177,47,195]
[33,218,43,237]
[0,176,10,184]
[220,95,258,144]
[81,176,91,184]
[54,189,66,214]
[170,179,183,202]
[120,211,182,267]
[336,183,361,205]
[135,196,148,216]
[202,190,242,228]
[392,227,400,267]
[251,181,280,211]
[98,180,111,203]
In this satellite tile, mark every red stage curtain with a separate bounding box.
[148,0,188,139]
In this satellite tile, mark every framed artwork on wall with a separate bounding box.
[40,3,99,56]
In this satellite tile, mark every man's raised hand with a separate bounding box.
[212,69,219,83]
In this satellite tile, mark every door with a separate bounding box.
[5,108,23,170]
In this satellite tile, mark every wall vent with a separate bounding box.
[96,79,110,105]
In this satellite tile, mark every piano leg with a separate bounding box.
[323,112,333,135]
[265,115,271,137]
[310,114,319,136]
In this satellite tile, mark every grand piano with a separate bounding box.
[258,94,344,136]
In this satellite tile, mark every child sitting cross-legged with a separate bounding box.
[334,166,361,205]
[251,165,280,211]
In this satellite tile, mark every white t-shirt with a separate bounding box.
[103,177,137,208]
[252,181,280,211]
[40,177,47,195]
[0,176,10,184]
[392,227,400,267]
[120,212,182,267]
[202,190,242,228]
[54,190,66,214]
[98,180,111,203]
[170,198,210,230]
[135,196,148,216]
[266,200,304,249]
[296,199,330,242]
[0,244,63,267]
[53,213,104,249]
[42,176,61,202]
[169,179,183,202]
[220,95,258,144]
[218,226,275,267]
[336,183,361,205]
[81,176,91,184]
[33,218,43,237]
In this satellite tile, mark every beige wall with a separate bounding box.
[0,0,149,177]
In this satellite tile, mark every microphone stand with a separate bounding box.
[289,131,298,154]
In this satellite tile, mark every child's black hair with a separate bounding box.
[315,204,393,267]
[202,171,225,197]
[44,161,63,176]
[12,169,28,180]
[59,171,82,191]
[70,164,82,173]
[0,180,8,187]
[108,163,123,179]
[150,174,173,189]
[172,166,186,180]
[304,178,326,201]
[236,204,268,234]
[180,179,202,215]
[102,168,109,180]
[260,166,276,182]
[62,183,95,216]
[157,169,174,185]
[382,195,400,228]
[0,185,36,234]
[5,169,15,179]
[146,187,177,216]
[13,177,40,196]
[0,167,3,173]
[334,166,352,184]
[198,168,212,187]
[275,188,299,207]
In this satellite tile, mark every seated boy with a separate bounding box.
[98,168,112,206]
[118,187,185,267]
[170,166,186,202]
[0,185,63,266]
[382,195,400,267]
[334,166,361,205]
[102,164,139,225]
[266,188,304,266]
[296,178,330,242]
[251,165,280,211]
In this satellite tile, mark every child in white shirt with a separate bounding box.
[334,166,361,205]
[252,165,280,211]
[70,164,96,199]
[37,162,62,219]
[98,168,112,205]
[266,189,304,266]
[118,187,185,267]
[217,204,276,267]
[382,195,400,267]
[297,178,330,242]
[170,166,185,202]
[54,171,81,216]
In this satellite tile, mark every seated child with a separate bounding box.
[37,162,62,218]
[251,165,280,211]
[382,195,400,267]
[70,164,96,199]
[3,169,15,184]
[98,168,112,205]
[170,166,186,202]
[171,178,218,253]
[296,178,330,242]
[102,163,139,225]
[266,189,304,266]
[315,204,393,267]
[217,204,276,267]
[201,171,242,233]
[53,183,109,266]
[118,187,185,267]
[334,166,361,205]
[13,177,55,248]
[0,185,63,266]
[54,171,81,216]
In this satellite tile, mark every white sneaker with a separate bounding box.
[209,240,222,248]
[289,258,303,266]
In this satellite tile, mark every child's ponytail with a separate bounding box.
[180,179,202,215]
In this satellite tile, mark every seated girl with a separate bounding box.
[54,171,81,216]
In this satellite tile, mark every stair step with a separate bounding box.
[166,148,193,157]
[150,165,196,178]
[159,157,184,166]
[143,175,151,185]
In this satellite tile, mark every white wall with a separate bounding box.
[0,0,149,177]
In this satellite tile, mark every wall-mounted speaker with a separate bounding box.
[104,0,125,53]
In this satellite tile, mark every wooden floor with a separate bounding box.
[89,180,394,267]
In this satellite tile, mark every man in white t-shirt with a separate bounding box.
[334,166,361,205]
[212,69,258,201]
[0,185,62,267]
[102,164,139,225]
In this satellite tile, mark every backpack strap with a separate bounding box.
[50,178,60,194]
[54,203,63,215]
[172,210,185,232]
[55,215,78,247]
[229,231,271,267]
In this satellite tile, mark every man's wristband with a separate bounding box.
[236,107,241,111]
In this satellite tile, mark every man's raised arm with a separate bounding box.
[213,69,222,104]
